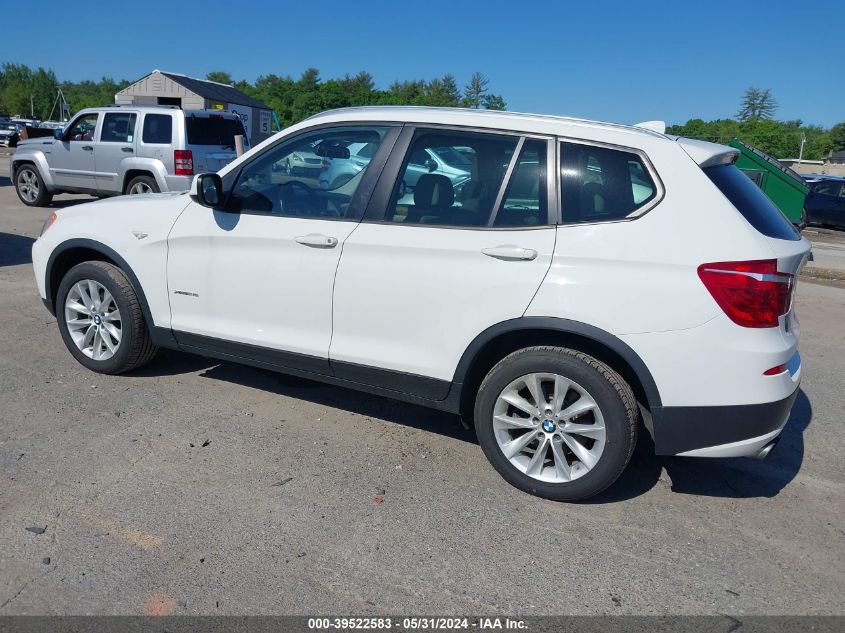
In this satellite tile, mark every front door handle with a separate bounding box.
[481,245,538,261]
[295,234,338,248]
[121,147,134,153]
[81,146,93,151]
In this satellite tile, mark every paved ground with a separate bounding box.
[1,153,843,616]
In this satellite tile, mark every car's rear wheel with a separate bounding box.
[56,261,158,374]
[474,346,638,501]
[15,165,53,207]
[125,175,159,195]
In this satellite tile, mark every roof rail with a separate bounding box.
[105,103,181,109]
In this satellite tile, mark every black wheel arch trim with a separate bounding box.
[44,238,178,348]
[448,316,662,409]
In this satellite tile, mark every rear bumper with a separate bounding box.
[650,386,799,457]
[163,174,193,193]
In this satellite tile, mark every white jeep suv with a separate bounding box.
[31,107,810,501]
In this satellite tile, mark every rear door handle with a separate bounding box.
[121,147,134,153]
[81,146,93,151]
[481,245,538,261]
[295,234,338,248]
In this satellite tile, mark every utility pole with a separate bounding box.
[30,94,34,118]
[798,133,806,166]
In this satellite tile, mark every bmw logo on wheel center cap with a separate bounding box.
[542,420,556,433]
[93,315,102,325]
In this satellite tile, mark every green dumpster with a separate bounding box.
[729,138,808,228]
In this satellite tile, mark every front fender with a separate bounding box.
[11,150,56,190]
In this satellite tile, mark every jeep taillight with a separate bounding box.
[697,260,793,328]
[174,150,193,176]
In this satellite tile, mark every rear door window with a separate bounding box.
[704,164,800,241]
[100,113,136,143]
[493,139,548,227]
[560,142,658,223]
[186,116,246,147]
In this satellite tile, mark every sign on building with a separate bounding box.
[227,103,251,141]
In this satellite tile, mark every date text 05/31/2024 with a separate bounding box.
[307,617,528,630]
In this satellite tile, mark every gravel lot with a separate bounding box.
[1,152,843,616]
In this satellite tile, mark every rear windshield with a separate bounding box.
[704,164,800,241]
[186,117,246,147]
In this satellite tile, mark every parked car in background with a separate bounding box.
[804,176,845,229]
[31,106,810,501]
[10,105,248,206]
[0,121,25,147]
[320,140,472,200]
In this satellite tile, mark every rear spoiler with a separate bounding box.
[676,137,739,168]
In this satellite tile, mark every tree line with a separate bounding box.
[2,64,843,160]
[666,87,845,161]
[0,62,507,128]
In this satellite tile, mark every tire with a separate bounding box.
[125,175,159,195]
[56,261,158,374]
[474,346,638,501]
[14,164,53,207]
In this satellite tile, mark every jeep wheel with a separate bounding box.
[474,346,638,501]
[15,165,53,207]
[125,175,159,195]
[56,261,158,374]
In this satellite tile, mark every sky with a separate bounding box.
[3,0,843,127]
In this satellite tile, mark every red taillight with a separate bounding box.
[697,259,793,328]
[764,364,787,376]
[174,150,193,176]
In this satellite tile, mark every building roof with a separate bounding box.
[155,70,269,109]
[827,150,845,160]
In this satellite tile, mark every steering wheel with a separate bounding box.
[278,180,339,217]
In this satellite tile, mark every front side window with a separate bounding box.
[142,114,173,144]
[100,113,137,143]
[228,126,388,218]
[814,181,843,197]
[386,130,519,227]
[560,142,658,223]
[66,114,99,142]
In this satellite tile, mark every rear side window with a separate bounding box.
[143,114,172,144]
[705,164,800,241]
[560,142,658,223]
[186,116,246,147]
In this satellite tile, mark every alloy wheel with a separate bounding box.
[493,373,607,483]
[64,280,122,360]
[16,169,39,203]
[129,182,153,194]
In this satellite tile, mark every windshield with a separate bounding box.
[186,117,246,147]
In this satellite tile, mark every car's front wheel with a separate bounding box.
[474,346,638,501]
[56,261,158,374]
[15,165,53,207]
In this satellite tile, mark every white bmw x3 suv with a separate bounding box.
[31,106,810,501]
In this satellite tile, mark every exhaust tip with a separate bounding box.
[754,438,780,460]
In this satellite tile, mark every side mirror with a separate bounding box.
[424,159,438,173]
[190,173,223,208]
[53,128,62,140]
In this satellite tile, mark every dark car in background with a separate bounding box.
[804,176,845,229]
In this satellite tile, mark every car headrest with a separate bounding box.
[414,174,454,209]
